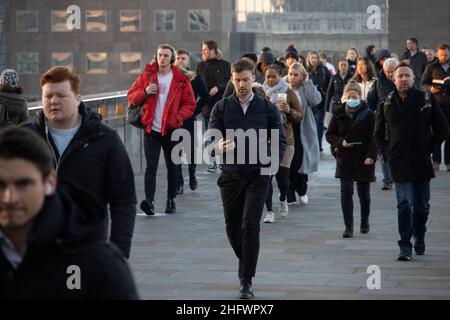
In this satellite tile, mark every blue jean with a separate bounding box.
[394,180,430,255]
[312,108,325,149]
[380,154,392,184]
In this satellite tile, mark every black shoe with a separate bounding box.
[397,254,412,261]
[176,185,183,195]
[189,176,197,190]
[414,238,425,255]
[165,198,176,214]
[342,227,353,238]
[239,282,254,299]
[140,199,155,216]
[382,182,392,190]
[360,220,370,234]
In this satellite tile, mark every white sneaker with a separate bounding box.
[299,194,309,205]
[279,200,289,217]
[263,211,275,223]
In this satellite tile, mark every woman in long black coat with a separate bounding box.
[326,81,377,238]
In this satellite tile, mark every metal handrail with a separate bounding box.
[28,90,128,111]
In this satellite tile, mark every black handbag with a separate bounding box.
[127,104,144,129]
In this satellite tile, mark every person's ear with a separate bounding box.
[45,172,57,196]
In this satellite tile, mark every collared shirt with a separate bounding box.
[441,62,449,73]
[237,92,255,115]
[0,230,23,269]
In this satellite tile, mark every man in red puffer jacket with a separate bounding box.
[128,44,196,215]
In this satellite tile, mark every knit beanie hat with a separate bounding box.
[284,44,298,61]
[0,69,19,88]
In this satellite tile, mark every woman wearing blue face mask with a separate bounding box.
[326,81,378,238]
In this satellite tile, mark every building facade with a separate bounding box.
[2,0,233,98]
[1,0,448,99]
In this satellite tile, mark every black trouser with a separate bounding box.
[218,172,270,282]
[288,123,307,199]
[265,167,290,210]
[275,167,290,202]
[340,179,371,227]
[144,130,177,201]
[265,176,273,212]
[432,105,450,165]
[176,164,196,188]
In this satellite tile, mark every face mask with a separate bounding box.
[346,98,361,108]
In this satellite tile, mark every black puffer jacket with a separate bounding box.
[374,88,449,182]
[196,58,231,118]
[21,102,136,258]
[0,184,139,300]
[0,86,29,127]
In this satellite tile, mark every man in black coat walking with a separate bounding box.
[208,59,286,299]
[421,43,450,171]
[367,57,399,191]
[22,67,136,259]
[374,62,449,261]
[196,40,231,172]
[0,128,138,299]
[401,37,428,89]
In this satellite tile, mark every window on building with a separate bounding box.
[120,10,141,32]
[188,10,209,32]
[16,11,38,32]
[51,10,71,32]
[86,10,107,32]
[86,53,107,74]
[120,53,142,74]
[17,52,39,74]
[154,10,175,31]
[52,52,73,67]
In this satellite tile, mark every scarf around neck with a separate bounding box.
[262,79,290,104]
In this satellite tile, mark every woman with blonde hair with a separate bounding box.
[262,64,303,222]
[326,80,377,238]
[286,63,321,205]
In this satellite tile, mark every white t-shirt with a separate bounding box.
[152,70,174,133]
[48,120,81,157]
